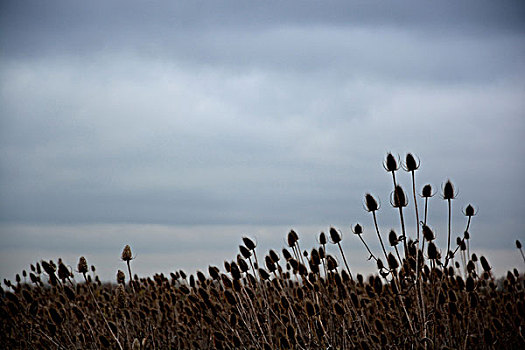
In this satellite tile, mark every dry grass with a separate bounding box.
[1,154,524,349]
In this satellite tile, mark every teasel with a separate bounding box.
[442,180,457,267]
[121,245,135,293]
[364,193,389,262]
[353,223,377,261]
[330,227,353,280]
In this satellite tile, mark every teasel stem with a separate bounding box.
[445,198,452,267]
[358,234,377,261]
[410,170,426,341]
[422,197,429,254]
[336,242,353,281]
[391,172,408,260]
[372,211,389,263]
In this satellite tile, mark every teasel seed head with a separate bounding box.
[287,230,298,247]
[77,256,88,274]
[352,223,363,235]
[464,204,476,217]
[116,270,125,284]
[242,237,256,251]
[391,185,408,208]
[388,230,398,246]
[480,256,491,272]
[364,193,379,212]
[384,153,399,172]
[516,240,522,249]
[442,180,456,200]
[121,245,133,262]
[403,153,419,172]
[387,253,399,270]
[428,242,438,260]
[421,184,433,198]
[329,227,342,244]
[319,232,327,245]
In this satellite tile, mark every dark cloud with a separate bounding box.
[0,1,524,283]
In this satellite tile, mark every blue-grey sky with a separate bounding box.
[1,1,524,280]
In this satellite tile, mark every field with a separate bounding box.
[1,154,524,349]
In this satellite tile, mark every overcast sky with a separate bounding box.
[1,1,524,281]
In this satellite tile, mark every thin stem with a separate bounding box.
[337,242,353,280]
[392,172,409,259]
[372,211,389,262]
[358,234,377,261]
[445,199,452,267]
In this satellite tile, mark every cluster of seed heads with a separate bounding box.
[1,154,524,349]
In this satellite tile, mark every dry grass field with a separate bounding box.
[1,154,524,349]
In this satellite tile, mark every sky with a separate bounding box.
[1,1,524,281]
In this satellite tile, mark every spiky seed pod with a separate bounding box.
[208,266,220,280]
[117,270,125,284]
[329,227,341,244]
[239,245,251,259]
[428,242,438,260]
[41,260,55,275]
[352,223,363,235]
[326,255,337,271]
[230,262,241,280]
[471,253,478,262]
[404,153,419,171]
[282,248,292,261]
[460,240,466,251]
[265,256,276,273]
[466,276,475,292]
[392,185,408,208]
[365,193,379,212]
[480,256,491,272]
[319,232,327,245]
[57,262,70,280]
[422,184,433,198]
[464,231,470,240]
[287,230,298,247]
[422,225,434,241]
[319,246,325,259]
[387,253,399,270]
[310,249,320,265]
[388,230,398,246]
[237,257,249,273]
[377,258,384,270]
[242,237,256,251]
[443,180,456,200]
[115,285,126,309]
[223,261,231,273]
[121,245,133,262]
[464,204,475,217]
[305,300,315,317]
[269,249,280,263]
[517,240,522,249]
[385,153,399,172]
[77,257,88,274]
[179,270,187,279]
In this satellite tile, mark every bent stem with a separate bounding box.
[372,211,389,262]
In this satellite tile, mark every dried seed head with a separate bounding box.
[239,245,251,259]
[517,240,522,249]
[115,284,126,309]
[387,253,399,270]
[352,223,363,235]
[57,261,70,280]
[117,270,125,284]
[305,300,315,317]
[391,185,408,208]
[121,245,133,262]
[480,256,491,272]
[388,230,398,246]
[287,230,298,247]
[319,232,327,245]
[269,249,280,263]
[282,248,292,261]
[428,242,438,260]
[422,184,433,198]
[464,204,476,217]
[77,256,88,274]
[442,180,456,200]
[404,153,419,172]
[242,237,256,251]
[365,193,379,212]
[384,153,399,172]
[208,266,220,280]
[329,227,341,244]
